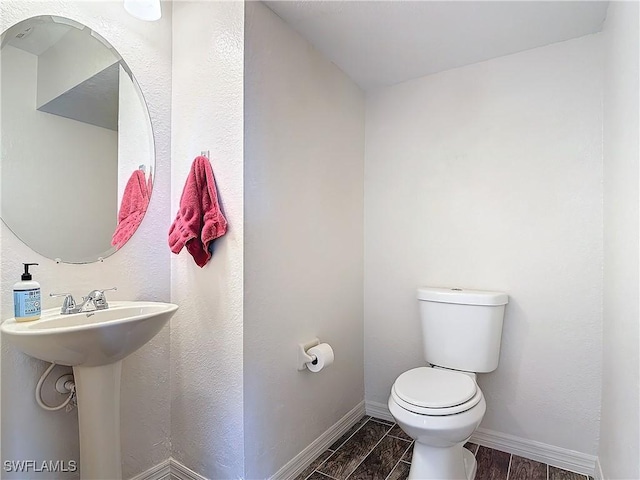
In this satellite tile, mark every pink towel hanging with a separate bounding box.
[112,169,149,249]
[168,155,228,267]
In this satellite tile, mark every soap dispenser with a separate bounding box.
[13,263,41,322]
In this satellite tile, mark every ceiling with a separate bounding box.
[2,16,121,131]
[3,17,72,55]
[264,1,609,90]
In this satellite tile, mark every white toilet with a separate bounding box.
[388,287,508,480]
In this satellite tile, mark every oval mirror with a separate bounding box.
[0,15,154,264]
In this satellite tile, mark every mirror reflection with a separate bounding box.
[1,15,154,263]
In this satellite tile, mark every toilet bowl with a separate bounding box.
[388,367,486,480]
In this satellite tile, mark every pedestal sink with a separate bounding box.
[1,301,178,480]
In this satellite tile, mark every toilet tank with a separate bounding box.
[418,287,508,373]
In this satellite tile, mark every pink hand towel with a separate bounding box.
[111,169,149,249]
[168,156,228,267]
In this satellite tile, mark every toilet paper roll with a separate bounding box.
[306,343,334,373]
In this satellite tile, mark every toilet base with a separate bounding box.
[408,444,477,480]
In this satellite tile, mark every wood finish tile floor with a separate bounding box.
[295,417,594,480]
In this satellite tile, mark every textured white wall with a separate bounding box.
[0,1,172,479]
[243,3,365,478]
[364,34,603,455]
[170,2,245,479]
[600,2,640,478]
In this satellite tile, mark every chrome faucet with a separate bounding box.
[49,293,77,314]
[78,288,117,312]
[50,287,117,314]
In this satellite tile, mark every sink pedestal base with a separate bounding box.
[73,361,123,480]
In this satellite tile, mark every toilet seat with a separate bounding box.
[392,367,482,416]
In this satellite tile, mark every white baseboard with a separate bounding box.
[365,400,394,423]
[365,399,597,478]
[132,399,598,480]
[169,459,208,480]
[130,402,367,480]
[129,460,171,480]
[594,457,604,480]
[270,400,367,480]
[129,458,207,480]
[471,428,596,477]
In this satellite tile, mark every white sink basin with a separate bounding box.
[1,301,178,366]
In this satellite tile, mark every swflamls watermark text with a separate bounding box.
[3,460,77,473]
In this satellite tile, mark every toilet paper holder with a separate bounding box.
[297,338,320,371]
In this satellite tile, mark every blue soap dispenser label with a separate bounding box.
[14,288,41,318]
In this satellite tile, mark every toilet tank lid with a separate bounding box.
[417,287,508,306]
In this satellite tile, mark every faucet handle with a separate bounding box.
[50,293,77,314]
[89,287,117,310]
